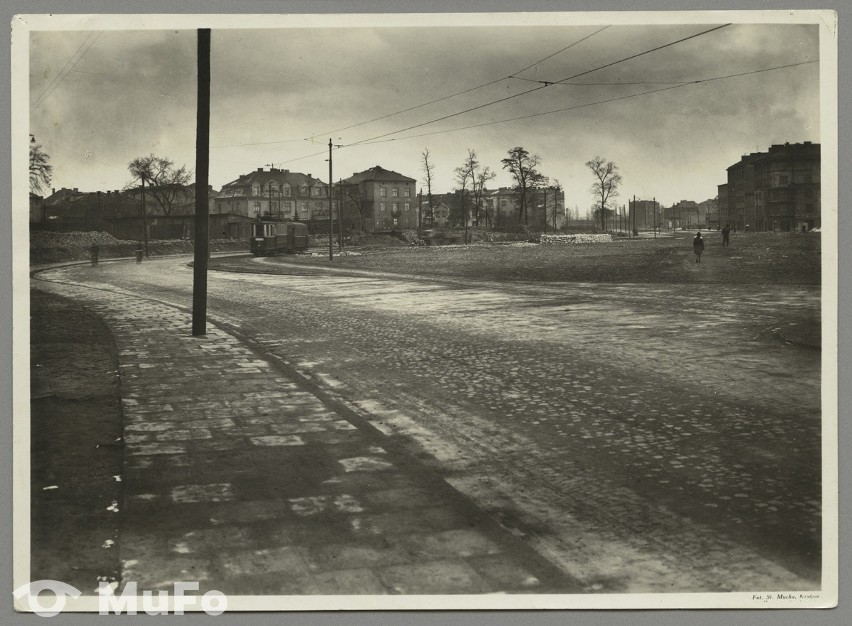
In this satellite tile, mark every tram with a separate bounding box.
[250,218,309,256]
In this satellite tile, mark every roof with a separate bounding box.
[340,166,415,185]
[222,168,326,190]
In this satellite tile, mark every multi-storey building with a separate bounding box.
[338,166,418,232]
[215,167,330,223]
[719,142,820,231]
[628,199,662,231]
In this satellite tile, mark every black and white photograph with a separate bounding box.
[11,9,838,613]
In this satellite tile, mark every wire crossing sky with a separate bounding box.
[28,19,820,207]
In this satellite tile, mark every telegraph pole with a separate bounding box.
[327,139,334,260]
[653,197,657,239]
[192,28,211,337]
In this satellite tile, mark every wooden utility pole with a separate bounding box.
[653,197,657,239]
[192,28,211,337]
[418,189,423,237]
[328,138,334,261]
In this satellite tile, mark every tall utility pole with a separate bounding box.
[328,138,333,261]
[192,28,211,337]
[418,189,423,237]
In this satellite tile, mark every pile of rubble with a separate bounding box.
[539,233,613,245]
[30,230,132,249]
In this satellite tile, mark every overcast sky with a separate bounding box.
[28,18,820,209]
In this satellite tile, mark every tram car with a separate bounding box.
[250,219,310,256]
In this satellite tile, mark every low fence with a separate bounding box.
[539,233,613,244]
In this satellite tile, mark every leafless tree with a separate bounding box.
[127,154,192,216]
[421,148,436,226]
[585,156,623,231]
[546,179,564,231]
[29,135,53,194]
[501,147,546,226]
[453,152,474,243]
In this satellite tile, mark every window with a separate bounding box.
[392,188,399,197]
[404,203,410,211]
[312,187,321,197]
[300,202,307,213]
[380,202,386,212]
[282,185,290,196]
[300,186,309,196]
[404,187,411,197]
[252,184,261,196]
[380,188,387,197]
[253,202,261,213]
[284,201,293,213]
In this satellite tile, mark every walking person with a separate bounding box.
[693,231,705,263]
[722,224,730,247]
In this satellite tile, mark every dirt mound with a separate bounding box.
[30,230,133,249]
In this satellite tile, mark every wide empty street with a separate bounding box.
[36,254,822,593]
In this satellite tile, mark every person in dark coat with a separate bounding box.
[721,224,730,247]
[693,231,705,263]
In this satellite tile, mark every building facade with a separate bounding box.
[215,167,330,223]
[719,142,820,232]
[628,199,662,231]
[339,166,418,232]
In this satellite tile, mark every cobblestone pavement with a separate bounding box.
[34,255,822,593]
[32,273,579,596]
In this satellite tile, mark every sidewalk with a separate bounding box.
[32,274,581,597]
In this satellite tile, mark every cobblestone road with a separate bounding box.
[35,255,822,593]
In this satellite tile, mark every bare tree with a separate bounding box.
[127,154,192,216]
[29,135,53,195]
[421,148,436,226]
[453,152,474,243]
[470,156,496,230]
[501,147,546,226]
[546,179,564,231]
[342,185,366,232]
[585,156,623,231]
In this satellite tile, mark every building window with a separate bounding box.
[300,186,309,196]
[284,201,293,213]
[380,202,386,212]
[300,202,307,213]
[404,187,411,197]
[253,202,261,213]
[312,187,321,197]
[380,188,387,197]
[392,188,398,197]
[404,203,410,211]
[282,185,290,196]
[252,184,261,196]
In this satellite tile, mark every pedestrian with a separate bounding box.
[135,242,143,263]
[693,231,705,263]
[722,224,730,247]
[90,243,99,266]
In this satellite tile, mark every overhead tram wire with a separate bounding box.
[344,23,732,148]
[347,59,819,147]
[33,32,102,109]
[210,26,610,149]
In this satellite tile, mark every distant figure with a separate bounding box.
[90,243,99,266]
[135,242,144,264]
[721,224,731,247]
[693,231,705,263]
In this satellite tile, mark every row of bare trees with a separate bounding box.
[420,146,622,233]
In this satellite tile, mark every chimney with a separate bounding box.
[51,187,55,195]
[73,188,79,192]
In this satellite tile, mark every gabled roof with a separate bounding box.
[340,165,415,185]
